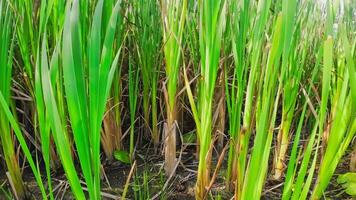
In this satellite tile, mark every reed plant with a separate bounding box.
[281,2,356,199]
[0,2,49,197]
[225,0,273,196]
[35,0,123,198]
[61,0,122,198]
[160,0,187,175]
[0,1,65,199]
[281,58,320,200]
[0,3,26,198]
[135,0,162,146]
[241,12,284,199]
[38,34,85,199]
[280,5,322,195]
[184,0,226,198]
[273,0,299,180]
[225,0,250,190]
[311,25,356,200]
[34,1,63,198]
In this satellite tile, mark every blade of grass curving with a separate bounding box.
[35,39,54,200]
[35,1,60,199]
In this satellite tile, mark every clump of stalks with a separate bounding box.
[225,0,273,196]
[184,0,226,198]
[312,2,354,199]
[0,1,50,198]
[0,3,26,198]
[13,0,65,172]
[102,0,125,160]
[281,50,321,200]
[311,22,356,200]
[35,0,123,199]
[225,0,250,190]
[1,0,66,198]
[135,0,162,147]
[34,1,65,198]
[273,0,299,180]
[62,0,122,198]
[280,2,323,199]
[241,12,284,199]
[160,0,187,175]
[281,1,356,199]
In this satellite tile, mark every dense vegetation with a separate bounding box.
[0,0,355,199]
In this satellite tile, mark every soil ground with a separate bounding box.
[0,142,354,200]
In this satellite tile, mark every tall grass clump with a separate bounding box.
[160,0,187,175]
[225,0,250,190]
[135,0,162,147]
[38,34,85,199]
[30,0,123,198]
[0,86,47,199]
[280,2,323,199]
[0,3,26,198]
[311,25,356,200]
[281,2,356,199]
[61,0,122,198]
[34,1,64,198]
[186,0,226,198]
[225,0,273,196]
[273,0,299,180]
[0,2,47,197]
[241,12,283,199]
